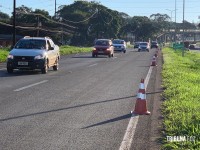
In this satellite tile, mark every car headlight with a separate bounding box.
[34,54,44,60]
[7,54,14,59]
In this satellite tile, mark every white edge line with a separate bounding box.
[14,80,48,92]
[119,66,153,150]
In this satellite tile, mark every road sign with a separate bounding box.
[173,43,184,49]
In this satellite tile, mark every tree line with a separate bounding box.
[0,1,197,46]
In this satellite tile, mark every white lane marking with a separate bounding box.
[14,80,48,92]
[88,63,97,67]
[144,66,153,89]
[119,114,139,150]
[0,68,6,71]
[119,66,153,150]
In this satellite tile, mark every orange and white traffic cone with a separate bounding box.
[131,79,150,115]
[151,55,157,66]
[155,50,158,57]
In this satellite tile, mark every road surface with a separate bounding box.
[0,48,162,150]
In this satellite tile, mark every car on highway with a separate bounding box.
[138,42,150,52]
[134,42,141,49]
[6,36,60,74]
[112,39,126,53]
[92,39,114,58]
[151,41,159,48]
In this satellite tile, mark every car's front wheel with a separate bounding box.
[53,57,59,71]
[41,60,48,74]
[92,53,95,58]
[7,67,13,73]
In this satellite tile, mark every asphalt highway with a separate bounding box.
[0,48,159,150]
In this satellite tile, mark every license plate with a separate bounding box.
[18,61,28,65]
[98,51,104,53]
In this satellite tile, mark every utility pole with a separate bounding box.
[12,0,16,46]
[37,16,41,37]
[55,0,57,17]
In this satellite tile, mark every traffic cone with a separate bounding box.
[151,55,157,66]
[131,79,150,115]
[155,49,159,57]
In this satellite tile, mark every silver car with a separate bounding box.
[7,36,60,74]
[138,42,150,52]
[112,39,126,53]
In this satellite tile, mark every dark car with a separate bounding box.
[7,36,60,74]
[134,42,141,49]
[151,41,159,48]
[92,39,114,58]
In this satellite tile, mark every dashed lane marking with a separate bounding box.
[14,80,48,92]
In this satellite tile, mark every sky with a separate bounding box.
[0,0,200,23]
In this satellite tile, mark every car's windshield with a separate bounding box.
[140,42,147,46]
[113,40,124,44]
[15,39,46,49]
[95,40,109,46]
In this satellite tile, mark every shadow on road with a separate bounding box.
[0,70,55,77]
[82,113,132,129]
[0,95,137,122]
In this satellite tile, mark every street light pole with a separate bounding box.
[166,9,175,22]
[166,9,175,42]
[175,0,177,43]
[55,0,57,16]
[12,0,16,46]
[182,0,185,57]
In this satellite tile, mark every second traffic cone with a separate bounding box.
[132,79,150,115]
[151,55,157,66]
[155,51,158,57]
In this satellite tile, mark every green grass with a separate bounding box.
[60,45,92,55]
[0,48,10,62]
[0,46,92,63]
[162,47,200,149]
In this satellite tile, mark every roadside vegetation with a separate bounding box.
[162,47,200,149]
[0,48,9,62]
[0,46,92,63]
[60,46,91,55]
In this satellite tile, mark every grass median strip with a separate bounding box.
[162,47,200,149]
[0,46,92,63]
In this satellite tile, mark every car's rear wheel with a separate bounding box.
[41,60,48,74]
[7,67,13,73]
[53,57,59,71]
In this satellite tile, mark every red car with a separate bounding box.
[92,39,114,58]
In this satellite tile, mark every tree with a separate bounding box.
[0,11,10,22]
[58,1,122,46]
